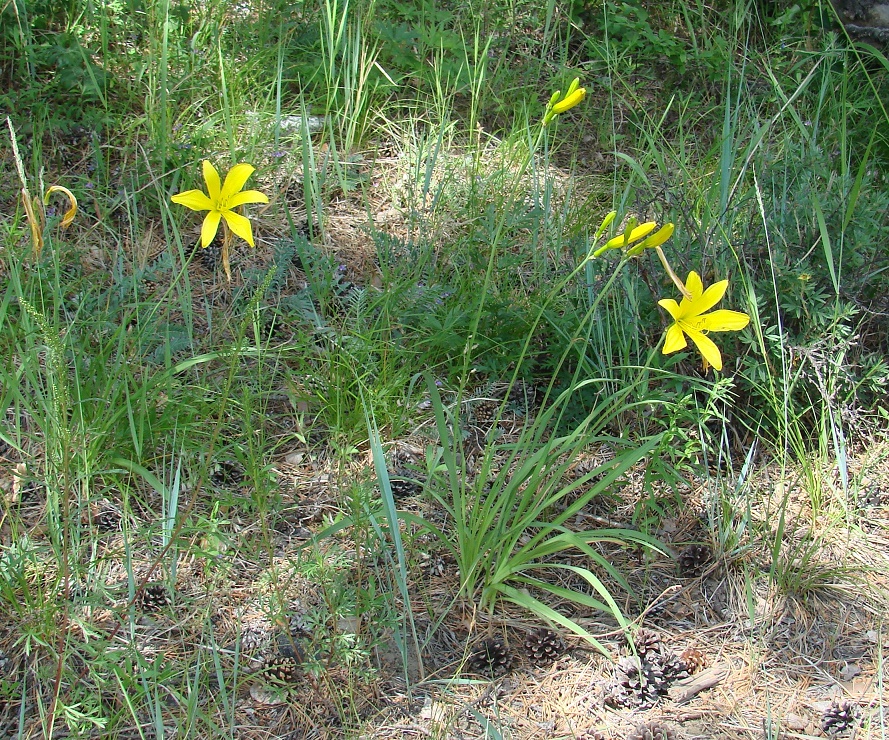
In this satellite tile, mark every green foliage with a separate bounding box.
[414,374,666,649]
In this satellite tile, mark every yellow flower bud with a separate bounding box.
[544,79,586,124]
[551,86,586,115]
[626,222,674,256]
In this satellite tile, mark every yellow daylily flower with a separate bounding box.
[171,160,268,248]
[544,78,587,125]
[658,271,750,372]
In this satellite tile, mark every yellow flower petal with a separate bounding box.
[226,189,269,208]
[221,164,256,201]
[684,325,723,371]
[684,271,704,299]
[637,222,673,249]
[171,189,214,211]
[658,270,749,373]
[689,279,729,315]
[172,161,267,251]
[200,210,222,247]
[202,160,222,201]
[658,298,682,319]
[603,222,657,251]
[697,309,750,332]
[222,210,256,247]
[662,323,688,355]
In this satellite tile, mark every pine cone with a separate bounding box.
[856,483,885,508]
[661,654,689,682]
[627,719,678,740]
[680,646,707,675]
[611,655,669,708]
[467,638,513,677]
[195,233,223,270]
[388,468,424,498]
[821,699,857,734]
[417,551,448,577]
[95,508,122,531]
[15,479,41,504]
[623,628,663,660]
[507,380,538,410]
[472,399,500,425]
[264,655,301,684]
[678,544,712,576]
[139,583,170,611]
[210,461,245,487]
[523,627,565,666]
[0,649,12,677]
[576,729,607,740]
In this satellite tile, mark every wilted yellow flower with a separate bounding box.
[659,271,750,372]
[44,186,78,228]
[171,161,268,248]
[21,185,79,257]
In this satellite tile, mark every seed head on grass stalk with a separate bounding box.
[171,160,269,281]
[8,117,78,258]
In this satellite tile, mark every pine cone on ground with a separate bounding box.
[15,479,41,504]
[576,729,607,740]
[610,655,669,708]
[821,699,857,734]
[388,468,424,498]
[661,654,689,682]
[210,461,245,487]
[139,583,171,611]
[507,380,538,411]
[680,647,707,674]
[95,508,122,531]
[678,544,712,576]
[627,719,678,740]
[264,655,301,684]
[195,233,222,270]
[622,628,663,660]
[472,399,500,426]
[466,637,513,677]
[417,551,448,577]
[523,627,565,666]
[856,483,885,508]
[0,649,12,677]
